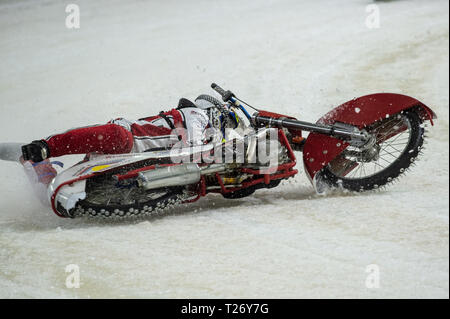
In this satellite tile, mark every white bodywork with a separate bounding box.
[47,143,218,213]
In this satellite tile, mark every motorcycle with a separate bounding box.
[2,83,437,218]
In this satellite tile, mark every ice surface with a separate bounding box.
[0,0,448,298]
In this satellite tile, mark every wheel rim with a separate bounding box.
[328,113,413,180]
[83,175,173,206]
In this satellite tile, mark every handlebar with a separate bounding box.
[210,83,369,145]
[211,83,235,102]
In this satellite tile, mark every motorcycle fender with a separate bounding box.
[303,93,436,181]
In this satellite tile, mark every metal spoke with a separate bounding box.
[328,113,411,180]
[378,156,394,164]
[388,145,402,153]
[381,148,401,159]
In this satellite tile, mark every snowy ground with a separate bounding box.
[0,0,448,298]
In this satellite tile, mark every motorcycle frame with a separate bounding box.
[187,128,298,202]
[111,128,299,205]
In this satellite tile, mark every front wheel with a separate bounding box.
[317,108,425,192]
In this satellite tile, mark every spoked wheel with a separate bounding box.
[71,174,188,218]
[319,108,425,192]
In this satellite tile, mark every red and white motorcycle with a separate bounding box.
[0,83,437,218]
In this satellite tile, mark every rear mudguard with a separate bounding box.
[303,93,436,183]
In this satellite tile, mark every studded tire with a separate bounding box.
[70,173,186,218]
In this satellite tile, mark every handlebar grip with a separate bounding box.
[211,83,234,102]
[211,83,226,96]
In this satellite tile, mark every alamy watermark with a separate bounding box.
[167,126,281,174]
[365,4,380,29]
[365,264,380,289]
[65,264,80,288]
[65,4,80,29]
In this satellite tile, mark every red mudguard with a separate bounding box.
[303,93,436,181]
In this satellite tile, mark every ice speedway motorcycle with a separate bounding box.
[1,83,436,218]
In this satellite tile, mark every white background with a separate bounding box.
[0,0,448,298]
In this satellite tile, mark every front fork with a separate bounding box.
[252,114,371,148]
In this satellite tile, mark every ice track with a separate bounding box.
[0,0,448,298]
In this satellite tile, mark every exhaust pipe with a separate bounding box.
[137,163,225,190]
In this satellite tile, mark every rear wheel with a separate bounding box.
[318,108,425,192]
[71,174,188,218]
